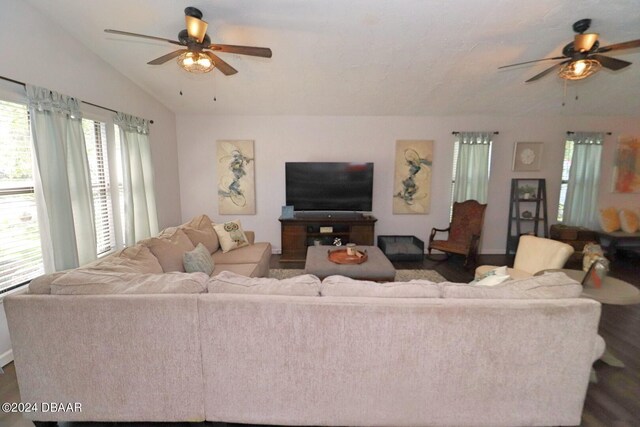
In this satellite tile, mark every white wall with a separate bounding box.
[177,115,640,254]
[0,0,181,229]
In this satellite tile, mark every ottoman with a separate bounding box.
[304,245,396,281]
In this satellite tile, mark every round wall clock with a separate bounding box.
[520,148,536,165]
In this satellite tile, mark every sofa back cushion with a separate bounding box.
[141,228,195,272]
[181,214,220,253]
[442,272,582,299]
[208,271,320,296]
[321,275,441,298]
[87,244,163,274]
[50,270,208,295]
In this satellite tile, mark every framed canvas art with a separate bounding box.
[513,142,543,171]
[393,140,433,214]
[216,140,256,214]
[612,136,640,193]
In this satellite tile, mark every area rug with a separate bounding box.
[269,269,447,282]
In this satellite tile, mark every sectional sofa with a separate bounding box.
[6,233,603,427]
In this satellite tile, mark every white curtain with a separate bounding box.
[114,112,158,246]
[26,85,96,271]
[452,132,492,203]
[563,132,603,228]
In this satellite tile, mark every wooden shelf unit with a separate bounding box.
[279,214,377,262]
[506,178,549,255]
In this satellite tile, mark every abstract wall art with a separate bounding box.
[393,140,433,214]
[612,136,640,193]
[216,140,256,214]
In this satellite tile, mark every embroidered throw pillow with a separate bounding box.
[473,265,511,286]
[213,220,250,253]
[183,243,215,275]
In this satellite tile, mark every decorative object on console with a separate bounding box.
[281,205,294,219]
[393,140,433,214]
[612,136,640,193]
[598,207,621,232]
[513,142,543,171]
[217,140,255,214]
[213,219,250,253]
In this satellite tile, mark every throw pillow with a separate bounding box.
[213,220,250,253]
[208,271,321,296]
[181,214,220,253]
[183,243,215,275]
[473,265,511,287]
[141,228,195,272]
[442,272,583,299]
[619,209,639,233]
[598,207,620,232]
[320,275,440,298]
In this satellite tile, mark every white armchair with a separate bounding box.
[476,235,575,279]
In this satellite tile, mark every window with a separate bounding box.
[557,140,574,221]
[0,100,44,292]
[450,132,493,218]
[83,119,116,256]
[557,132,603,227]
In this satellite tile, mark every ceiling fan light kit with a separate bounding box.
[104,6,272,77]
[499,18,639,83]
[177,51,214,73]
[558,59,601,80]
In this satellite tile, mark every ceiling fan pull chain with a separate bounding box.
[562,79,567,106]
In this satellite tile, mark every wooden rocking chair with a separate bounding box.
[428,200,487,267]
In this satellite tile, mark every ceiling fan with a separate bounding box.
[104,6,272,76]
[499,19,640,82]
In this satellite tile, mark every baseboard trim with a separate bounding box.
[0,349,13,368]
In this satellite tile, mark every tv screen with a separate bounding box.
[286,162,374,211]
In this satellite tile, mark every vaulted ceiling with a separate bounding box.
[27,0,640,116]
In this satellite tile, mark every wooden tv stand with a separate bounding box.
[279,213,377,262]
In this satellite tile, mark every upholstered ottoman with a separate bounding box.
[304,245,396,281]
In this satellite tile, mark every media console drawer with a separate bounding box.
[279,215,377,262]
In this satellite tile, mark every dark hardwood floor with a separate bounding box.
[2,250,639,427]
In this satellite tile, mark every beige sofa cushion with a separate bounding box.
[86,244,163,274]
[212,242,271,265]
[208,271,321,296]
[211,263,261,278]
[141,228,195,272]
[28,271,67,294]
[442,272,582,299]
[50,270,208,295]
[181,214,220,253]
[321,275,441,298]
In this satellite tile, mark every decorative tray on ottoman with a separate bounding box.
[327,248,368,264]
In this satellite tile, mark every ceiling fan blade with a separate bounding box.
[185,16,208,43]
[597,39,640,53]
[204,52,238,75]
[209,44,273,58]
[525,60,570,82]
[498,56,566,69]
[591,54,632,71]
[105,29,182,46]
[575,33,599,52]
[147,49,188,65]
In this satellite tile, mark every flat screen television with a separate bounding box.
[285,162,374,211]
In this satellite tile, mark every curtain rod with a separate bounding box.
[567,131,612,135]
[452,131,499,135]
[0,75,154,124]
